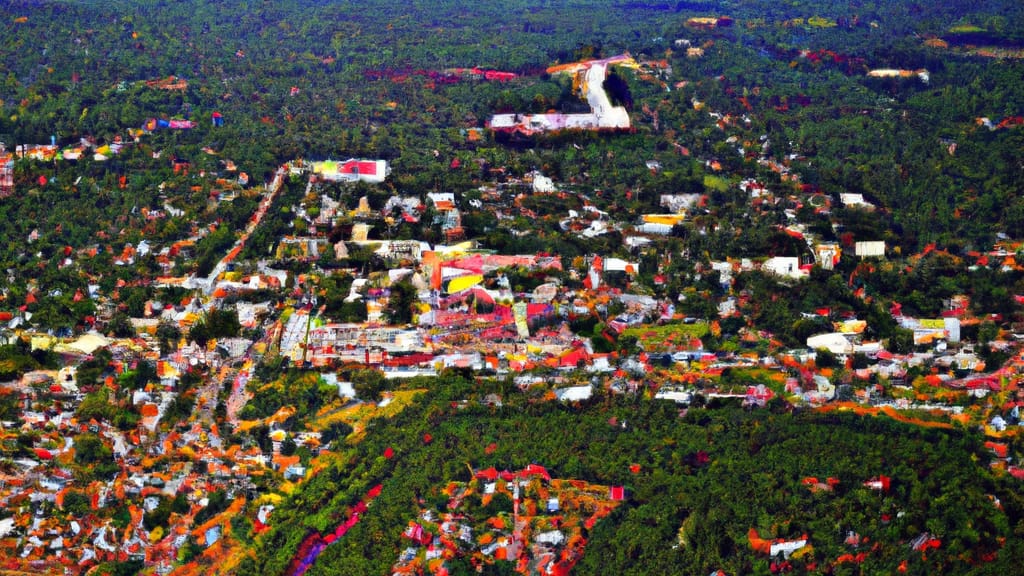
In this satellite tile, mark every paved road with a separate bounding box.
[200,166,289,295]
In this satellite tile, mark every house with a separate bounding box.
[855,241,885,258]
[763,257,807,279]
[284,465,306,481]
[642,214,686,227]
[867,69,929,83]
[898,317,949,345]
[536,530,565,546]
[531,172,556,193]
[603,258,639,275]
[426,192,456,211]
[863,475,891,491]
[144,76,188,90]
[814,243,841,270]
[16,144,59,161]
[554,385,592,401]
[748,528,809,558]
[840,193,874,209]
[660,194,702,212]
[910,533,941,551]
[686,17,721,30]
[654,389,692,404]
[807,333,854,355]
[771,537,808,558]
[0,152,12,197]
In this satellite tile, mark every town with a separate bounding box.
[3,133,1022,574]
[1,1,1023,575]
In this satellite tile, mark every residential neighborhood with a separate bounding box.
[1,133,1022,573]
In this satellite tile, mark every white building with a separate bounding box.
[855,241,885,258]
[311,159,389,183]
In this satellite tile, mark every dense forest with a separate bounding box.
[233,372,1023,576]
[1,0,1023,257]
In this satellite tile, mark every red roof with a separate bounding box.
[519,464,551,481]
[476,467,499,480]
[985,442,1009,458]
[340,160,378,176]
[864,475,891,491]
[384,353,434,367]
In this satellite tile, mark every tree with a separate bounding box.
[888,328,915,354]
[850,352,870,370]
[62,490,92,516]
[337,300,368,323]
[320,421,354,446]
[107,312,135,338]
[144,497,173,531]
[978,321,999,346]
[77,388,118,422]
[351,368,387,401]
[206,307,242,339]
[814,347,837,368]
[74,433,112,465]
[156,321,181,353]
[0,343,40,381]
[385,280,417,325]
[0,389,20,421]
[280,435,297,456]
[177,537,202,564]
[91,561,144,576]
[128,361,157,391]
[189,320,210,347]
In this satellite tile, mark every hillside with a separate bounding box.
[0,1,1023,575]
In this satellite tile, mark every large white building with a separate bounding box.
[311,159,389,183]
